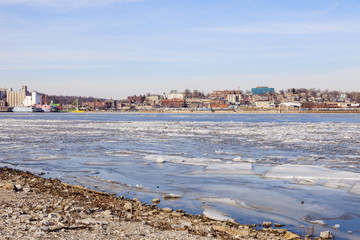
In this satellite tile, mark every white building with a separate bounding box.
[23,91,41,106]
[167,93,184,100]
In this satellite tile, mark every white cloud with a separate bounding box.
[194,22,360,35]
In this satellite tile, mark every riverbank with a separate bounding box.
[92,110,360,114]
[0,167,330,240]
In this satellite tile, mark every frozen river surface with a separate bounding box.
[1,113,359,239]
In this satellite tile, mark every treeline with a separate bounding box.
[280,88,360,102]
[44,95,105,105]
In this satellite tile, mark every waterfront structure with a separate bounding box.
[23,92,41,106]
[6,86,28,107]
[0,100,9,112]
[251,86,275,95]
[12,106,33,112]
[0,88,8,100]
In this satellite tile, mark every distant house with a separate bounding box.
[161,99,185,108]
[167,93,184,100]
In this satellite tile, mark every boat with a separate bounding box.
[40,104,56,112]
[33,107,44,112]
[12,106,35,112]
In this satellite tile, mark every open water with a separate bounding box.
[0,113,359,239]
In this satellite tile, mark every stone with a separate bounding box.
[152,198,160,204]
[213,225,249,237]
[102,210,112,217]
[171,212,182,217]
[15,184,23,191]
[162,207,173,212]
[263,221,272,228]
[284,231,300,239]
[123,202,133,212]
[125,213,133,220]
[320,230,334,239]
[47,212,59,220]
[274,229,287,234]
[19,215,31,223]
[274,223,285,227]
[3,183,16,191]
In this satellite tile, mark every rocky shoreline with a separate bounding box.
[0,167,333,239]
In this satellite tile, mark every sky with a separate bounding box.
[0,0,360,99]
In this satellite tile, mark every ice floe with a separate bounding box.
[264,164,360,192]
[205,162,253,175]
[202,206,235,222]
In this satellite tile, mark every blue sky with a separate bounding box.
[0,0,359,98]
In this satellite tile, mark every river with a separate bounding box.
[0,113,359,239]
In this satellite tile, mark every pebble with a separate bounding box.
[284,231,300,239]
[262,221,272,228]
[123,202,133,212]
[0,167,314,240]
[162,207,173,212]
[320,230,334,239]
[3,182,16,191]
[152,198,160,204]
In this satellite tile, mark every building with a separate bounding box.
[6,86,28,107]
[251,86,275,95]
[128,95,144,105]
[167,93,184,100]
[0,100,9,112]
[227,91,242,104]
[23,92,41,106]
[161,99,185,108]
[253,101,276,108]
[210,99,228,109]
[0,88,8,100]
[145,95,161,106]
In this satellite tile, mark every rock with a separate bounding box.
[263,221,272,228]
[3,183,16,191]
[102,210,112,217]
[76,218,96,225]
[125,213,133,220]
[274,223,285,227]
[320,230,334,239]
[40,220,50,226]
[162,207,173,212]
[47,212,59,220]
[171,212,182,217]
[274,228,287,234]
[213,225,249,237]
[123,202,133,212]
[152,198,160,204]
[284,231,300,239]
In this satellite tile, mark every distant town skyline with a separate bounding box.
[1,0,360,99]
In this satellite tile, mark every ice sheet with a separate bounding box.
[264,164,360,192]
